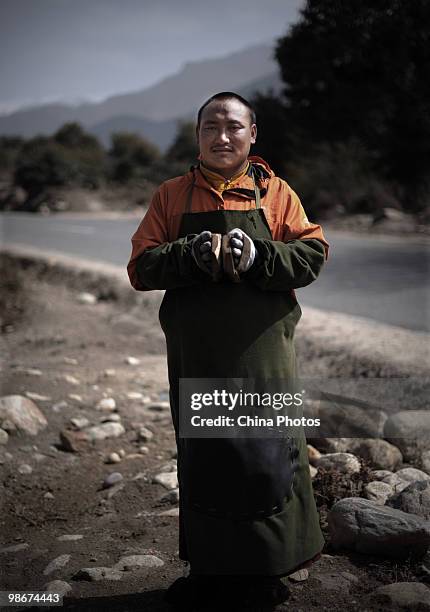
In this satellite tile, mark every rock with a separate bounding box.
[137,426,154,442]
[0,429,8,444]
[351,439,403,471]
[113,554,164,571]
[62,374,80,385]
[59,429,89,453]
[309,465,318,478]
[316,452,361,475]
[422,450,430,475]
[364,481,395,505]
[372,470,394,481]
[0,395,48,435]
[307,438,354,453]
[57,535,83,541]
[70,417,90,430]
[127,392,143,400]
[288,569,309,582]
[307,444,321,465]
[384,411,430,461]
[76,292,97,305]
[43,554,71,575]
[104,369,116,377]
[387,480,430,519]
[125,356,140,366]
[158,508,180,516]
[318,400,386,437]
[139,446,149,455]
[158,460,177,473]
[44,580,72,596]
[159,488,180,504]
[74,567,123,581]
[100,414,121,423]
[118,449,126,458]
[1,419,17,433]
[153,472,178,490]
[106,452,121,464]
[106,483,124,499]
[63,357,78,365]
[370,582,430,610]
[44,492,54,500]
[18,463,33,474]
[103,472,123,488]
[68,394,83,403]
[21,368,43,376]
[146,401,170,412]
[0,543,29,553]
[96,397,116,411]
[25,392,51,401]
[328,497,430,557]
[86,422,125,441]
[382,467,430,494]
[52,400,68,412]
[313,571,354,593]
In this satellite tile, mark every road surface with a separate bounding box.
[1,212,429,332]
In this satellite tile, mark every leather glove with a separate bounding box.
[226,228,257,273]
[191,230,212,274]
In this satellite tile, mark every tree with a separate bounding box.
[165,121,199,165]
[273,0,430,209]
[109,132,160,183]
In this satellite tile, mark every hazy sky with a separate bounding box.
[0,0,304,114]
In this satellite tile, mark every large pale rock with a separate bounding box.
[370,582,430,610]
[152,472,178,490]
[382,467,430,494]
[364,481,395,505]
[351,439,403,471]
[316,452,361,475]
[328,497,430,557]
[113,554,164,571]
[0,395,47,435]
[384,410,430,461]
[387,480,430,519]
[86,422,125,441]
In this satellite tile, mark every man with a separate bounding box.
[127,92,329,609]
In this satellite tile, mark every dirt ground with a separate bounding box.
[0,258,428,612]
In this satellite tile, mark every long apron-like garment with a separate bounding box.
[159,169,325,576]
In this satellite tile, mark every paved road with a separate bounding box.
[1,212,429,332]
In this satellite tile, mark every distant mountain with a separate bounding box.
[0,42,283,150]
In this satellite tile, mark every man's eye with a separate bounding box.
[204,126,215,131]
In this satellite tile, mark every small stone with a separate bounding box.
[159,488,180,504]
[43,554,71,575]
[0,429,9,445]
[18,463,33,474]
[68,394,83,403]
[106,452,121,464]
[104,369,116,377]
[70,417,90,430]
[158,508,180,516]
[127,392,143,400]
[76,292,97,305]
[96,397,116,411]
[288,569,309,582]
[63,357,78,365]
[125,356,140,366]
[106,482,125,498]
[25,392,51,401]
[86,422,125,441]
[57,534,83,541]
[307,444,321,465]
[44,580,72,596]
[100,413,121,423]
[59,429,89,453]
[114,554,164,571]
[364,481,394,505]
[137,426,154,442]
[153,472,178,490]
[62,374,80,385]
[118,449,126,458]
[74,567,123,581]
[103,472,123,488]
[309,465,318,478]
[139,446,149,455]
[23,368,43,376]
[44,492,54,500]
[371,582,430,610]
[0,542,29,553]
[52,400,68,412]
[316,452,361,475]
[158,460,177,473]
[146,401,170,412]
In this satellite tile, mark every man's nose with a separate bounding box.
[215,130,230,143]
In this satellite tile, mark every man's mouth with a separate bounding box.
[212,148,233,153]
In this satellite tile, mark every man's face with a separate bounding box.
[196,98,257,178]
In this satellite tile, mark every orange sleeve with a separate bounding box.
[127,185,169,291]
[281,183,330,260]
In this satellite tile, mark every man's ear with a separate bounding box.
[251,124,257,145]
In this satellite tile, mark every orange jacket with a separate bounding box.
[127,155,329,291]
